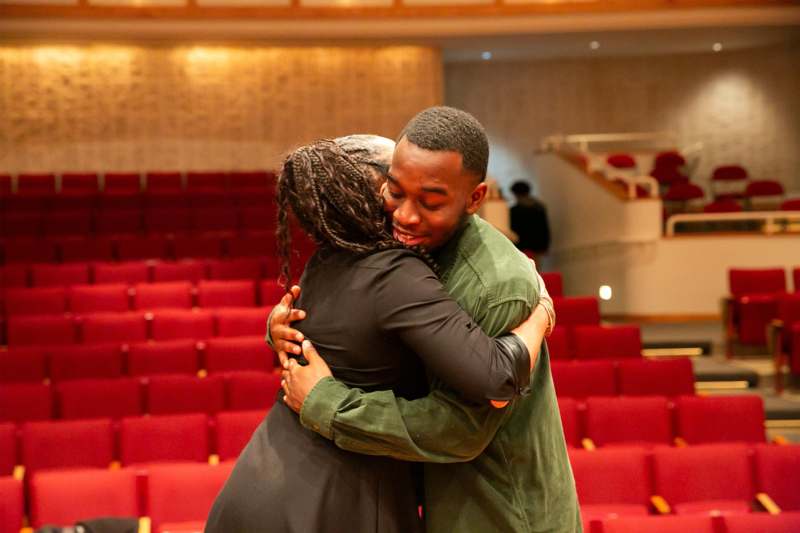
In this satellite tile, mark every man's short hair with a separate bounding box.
[510,181,531,196]
[399,106,489,182]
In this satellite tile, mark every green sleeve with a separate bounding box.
[300,377,510,463]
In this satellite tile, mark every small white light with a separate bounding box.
[481,51,492,61]
[712,42,723,52]
[589,41,600,50]
[599,285,613,301]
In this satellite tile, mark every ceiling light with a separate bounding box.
[589,41,600,50]
[481,51,492,61]
[598,285,613,301]
[712,43,723,52]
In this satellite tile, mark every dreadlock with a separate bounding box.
[276,139,436,291]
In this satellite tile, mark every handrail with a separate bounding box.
[666,211,800,236]
[542,131,676,152]
[614,175,660,199]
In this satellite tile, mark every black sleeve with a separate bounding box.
[373,250,531,403]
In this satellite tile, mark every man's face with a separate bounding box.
[383,137,487,252]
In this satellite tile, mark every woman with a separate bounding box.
[205,139,542,533]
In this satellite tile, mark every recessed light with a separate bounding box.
[589,41,600,50]
[481,51,492,61]
[598,285,613,301]
[712,42,723,52]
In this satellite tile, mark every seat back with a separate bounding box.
[552,297,600,326]
[226,371,281,411]
[151,310,215,341]
[0,477,24,533]
[675,395,765,444]
[7,315,77,347]
[22,418,114,473]
[127,340,199,377]
[729,268,786,297]
[120,413,209,465]
[572,325,642,360]
[57,378,142,420]
[197,280,257,308]
[204,337,273,374]
[82,312,148,344]
[215,410,264,462]
[753,444,800,511]
[69,284,130,314]
[0,383,53,423]
[134,282,193,311]
[585,396,673,446]
[147,375,225,415]
[215,307,272,337]
[551,361,616,398]
[569,447,651,506]
[0,423,17,475]
[617,358,694,397]
[48,344,124,381]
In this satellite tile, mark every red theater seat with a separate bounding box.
[724,512,800,533]
[617,358,695,397]
[652,444,754,515]
[147,375,225,415]
[0,265,28,288]
[557,398,580,448]
[227,234,273,258]
[187,171,227,193]
[552,297,600,326]
[675,395,765,444]
[229,170,274,191]
[2,213,42,239]
[93,261,150,284]
[95,210,143,235]
[5,287,67,316]
[173,234,225,259]
[151,310,215,341]
[191,209,239,234]
[29,468,139,529]
[0,173,10,196]
[152,260,205,283]
[7,315,76,347]
[0,348,47,383]
[584,396,672,447]
[57,378,142,420]
[703,199,742,213]
[654,151,686,170]
[0,383,52,423]
[31,263,90,287]
[58,237,115,263]
[144,208,191,234]
[146,171,183,193]
[226,372,281,411]
[0,477,24,533]
[540,272,563,298]
[240,207,276,233]
[601,515,716,533]
[551,361,616,398]
[204,337,273,374]
[781,198,800,211]
[753,444,800,511]
[69,284,130,313]
[664,182,704,202]
[17,173,56,196]
[104,172,141,194]
[22,418,114,473]
[120,413,209,465]
[42,211,93,237]
[49,344,123,381]
[3,239,58,264]
[82,312,148,344]
[728,268,786,346]
[712,165,748,182]
[547,327,571,360]
[215,410,264,461]
[208,258,263,281]
[215,307,271,337]
[569,447,651,523]
[746,180,784,198]
[146,462,234,533]
[259,279,284,306]
[606,154,636,169]
[127,340,199,377]
[134,282,193,311]
[116,236,170,261]
[0,423,18,475]
[61,172,99,195]
[197,280,256,308]
[572,325,642,360]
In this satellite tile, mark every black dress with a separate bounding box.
[205,248,530,533]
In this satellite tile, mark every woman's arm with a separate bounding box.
[374,251,542,403]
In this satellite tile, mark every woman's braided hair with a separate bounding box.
[276,139,436,291]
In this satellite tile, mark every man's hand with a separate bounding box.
[269,285,307,369]
[281,340,333,413]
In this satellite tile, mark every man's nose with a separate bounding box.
[394,200,420,227]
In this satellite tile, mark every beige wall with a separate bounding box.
[0,44,442,173]
[446,44,800,196]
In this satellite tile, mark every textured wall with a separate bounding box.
[445,44,800,195]
[0,45,442,173]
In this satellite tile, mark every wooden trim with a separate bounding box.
[664,231,800,239]
[0,0,794,21]
[603,313,721,322]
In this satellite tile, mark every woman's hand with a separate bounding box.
[281,340,333,413]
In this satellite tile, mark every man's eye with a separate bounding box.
[422,203,443,211]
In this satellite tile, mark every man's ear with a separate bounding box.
[465,181,488,215]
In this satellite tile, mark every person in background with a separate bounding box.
[510,180,551,256]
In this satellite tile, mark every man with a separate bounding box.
[510,181,551,256]
[274,108,580,532]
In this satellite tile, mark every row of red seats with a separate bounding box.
[571,444,800,529]
[726,267,800,351]
[0,410,267,476]
[1,462,236,533]
[559,394,767,449]
[3,207,280,238]
[1,258,280,287]
[0,170,275,195]
[5,308,272,347]
[0,372,280,424]
[4,279,284,316]
[1,337,276,384]
[0,232,303,264]
[551,358,695,398]
[592,513,800,533]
